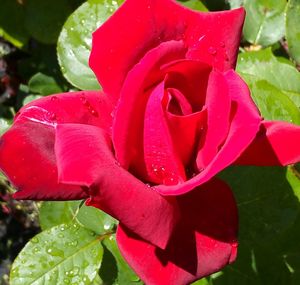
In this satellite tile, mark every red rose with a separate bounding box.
[1,0,300,284]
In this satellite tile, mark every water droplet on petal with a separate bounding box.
[89,108,99,117]
[208,46,217,55]
[163,173,179,186]
[51,96,58,101]
[49,113,56,120]
[220,41,225,48]
[80,96,89,106]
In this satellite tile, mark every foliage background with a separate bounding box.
[1,0,300,284]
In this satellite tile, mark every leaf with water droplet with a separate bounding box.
[75,202,117,235]
[243,0,286,46]
[237,48,300,124]
[39,201,79,230]
[286,0,300,65]
[57,0,123,90]
[10,223,103,285]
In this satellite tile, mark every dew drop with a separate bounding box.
[80,96,89,106]
[33,246,40,253]
[104,223,111,231]
[73,266,80,276]
[49,113,56,120]
[70,240,78,247]
[60,226,65,231]
[64,278,70,284]
[51,96,58,101]
[219,41,225,48]
[208,46,217,55]
[163,174,179,186]
[89,108,99,117]
[31,237,39,243]
[198,35,205,42]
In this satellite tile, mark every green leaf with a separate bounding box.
[0,0,29,48]
[39,200,117,235]
[243,0,286,46]
[0,118,11,135]
[241,75,300,124]
[213,166,300,285]
[101,235,141,284]
[237,49,300,124]
[10,223,103,285]
[28,73,64,96]
[57,0,123,90]
[286,0,300,64]
[177,0,208,11]
[75,203,117,235]
[191,278,210,285]
[25,0,72,44]
[39,201,78,231]
[23,95,43,106]
[227,0,244,9]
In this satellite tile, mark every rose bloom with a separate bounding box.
[1,0,300,284]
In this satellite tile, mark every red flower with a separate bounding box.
[1,0,300,284]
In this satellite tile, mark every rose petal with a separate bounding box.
[15,91,112,131]
[117,178,238,285]
[90,0,245,99]
[166,109,207,169]
[55,123,179,249]
[236,120,300,166]
[55,124,113,187]
[143,82,186,185]
[196,70,231,170]
[0,91,111,200]
[113,40,186,174]
[0,122,85,200]
[163,60,212,111]
[157,70,261,195]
